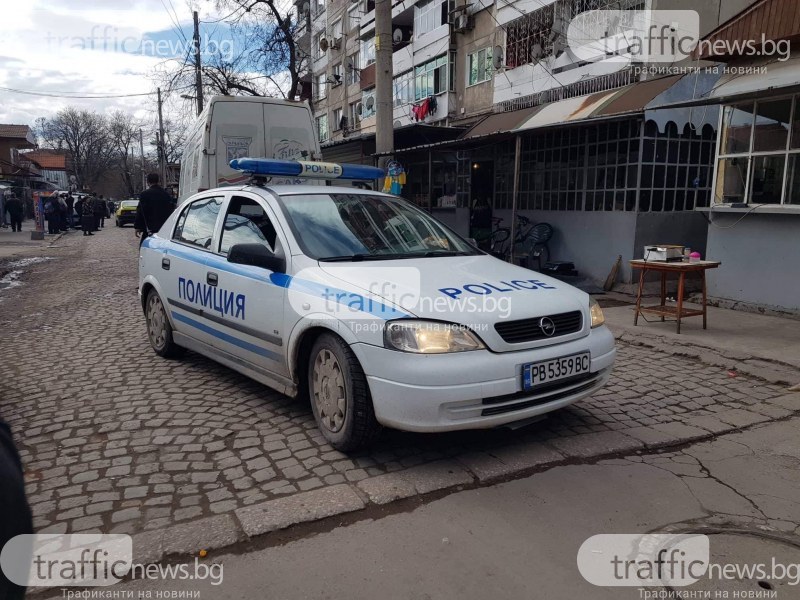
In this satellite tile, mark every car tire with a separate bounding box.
[308,333,381,451]
[145,289,183,358]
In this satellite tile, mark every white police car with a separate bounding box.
[139,159,616,450]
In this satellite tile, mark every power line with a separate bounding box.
[0,86,156,99]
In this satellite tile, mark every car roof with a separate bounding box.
[229,184,394,198]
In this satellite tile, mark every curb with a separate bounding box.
[130,401,800,564]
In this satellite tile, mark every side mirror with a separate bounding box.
[227,243,285,273]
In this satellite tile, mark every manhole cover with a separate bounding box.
[670,533,800,595]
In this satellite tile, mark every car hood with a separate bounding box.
[315,255,590,352]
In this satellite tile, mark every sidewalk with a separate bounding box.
[603,300,800,386]
[0,218,67,261]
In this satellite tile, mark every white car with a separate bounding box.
[139,159,616,450]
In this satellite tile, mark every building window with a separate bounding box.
[333,108,343,130]
[361,88,376,118]
[332,63,342,85]
[414,0,447,38]
[330,18,342,40]
[314,0,325,16]
[716,96,800,206]
[505,6,554,69]
[468,47,492,86]
[393,71,413,107]
[346,4,360,33]
[414,54,447,100]
[313,31,325,59]
[350,101,361,126]
[315,73,327,100]
[361,36,375,66]
[347,52,360,85]
[316,114,329,142]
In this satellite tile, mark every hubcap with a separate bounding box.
[312,349,346,433]
[147,295,167,350]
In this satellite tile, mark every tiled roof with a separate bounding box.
[0,124,32,139]
[21,150,67,170]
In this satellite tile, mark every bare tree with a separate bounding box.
[36,108,116,189]
[109,111,146,197]
[159,0,308,101]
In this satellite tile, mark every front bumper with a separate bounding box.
[350,326,616,432]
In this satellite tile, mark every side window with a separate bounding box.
[219,196,279,256]
[173,197,223,249]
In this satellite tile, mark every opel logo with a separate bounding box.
[539,317,556,337]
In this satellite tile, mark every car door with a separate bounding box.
[161,194,225,350]
[203,192,289,377]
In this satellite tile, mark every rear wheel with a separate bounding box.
[145,289,183,358]
[308,333,381,451]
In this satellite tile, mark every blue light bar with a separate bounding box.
[230,158,384,181]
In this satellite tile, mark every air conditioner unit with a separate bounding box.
[453,12,472,33]
[329,37,341,50]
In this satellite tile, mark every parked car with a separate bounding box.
[115,200,139,227]
[138,158,616,451]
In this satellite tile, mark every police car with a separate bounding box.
[139,158,616,451]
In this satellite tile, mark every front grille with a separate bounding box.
[495,310,583,344]
[481,373,601,417]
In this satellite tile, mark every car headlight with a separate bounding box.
[385,320,485,353]
[590,297,605,328]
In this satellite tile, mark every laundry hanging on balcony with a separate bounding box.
[411,96,438,122]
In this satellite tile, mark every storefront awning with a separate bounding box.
[646,57,800,110]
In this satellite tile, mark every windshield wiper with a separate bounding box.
[319,253,410,262]
[421,250,475,257]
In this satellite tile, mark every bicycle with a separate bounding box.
[473,217,511,257]
[501,215,553,271]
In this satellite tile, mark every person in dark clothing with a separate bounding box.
[135,173,176,245]
[0,418,33,600]
[92,193,104,230]
[44,196,59,234]
[81,195,95,235]
[5,193,24,232]
[65,194,75,229]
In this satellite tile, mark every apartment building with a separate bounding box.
[303,0,763,285]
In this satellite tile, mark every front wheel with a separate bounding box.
[145,289,183,358]
[308,334,381,451]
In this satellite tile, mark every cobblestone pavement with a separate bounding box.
[0,226,795,546]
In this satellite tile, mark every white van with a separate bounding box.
[178,96,321,202]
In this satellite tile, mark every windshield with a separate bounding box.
[278,193,479,261]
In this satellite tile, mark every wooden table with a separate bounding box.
[629,260,721,334]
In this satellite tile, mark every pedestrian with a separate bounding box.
[0,417,33,600]
[135,173,176,246]
[65,194,75,229]
[57,193,69,232]
[44,195,59,234]
[97,194,107,228]
[91,192,103,231]
[0,190,8,229]
[5,193,23,232]
[81,194,95,236]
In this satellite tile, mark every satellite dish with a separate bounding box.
[493,45,504,69]
[531,43,543,61]
[393,120,402,128]
[319,37,329,52]
[392,28,403,43]
[365,96,375,111]
[356,101,364,116]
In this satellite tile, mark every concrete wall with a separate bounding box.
[705,213,800,313]
[633,211,709,262]
[453,9,497,120]
[495,208,638,283]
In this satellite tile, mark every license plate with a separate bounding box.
[522,352,591,390]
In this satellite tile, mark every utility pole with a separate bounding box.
[374,0,393,175]
[157,87,166,185]
[139,127,146,193]
[193,11,204,115]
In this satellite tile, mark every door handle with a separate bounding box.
[161,258,170,270]
[207,272,219,286]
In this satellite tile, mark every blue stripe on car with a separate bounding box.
[172,312,282,361]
